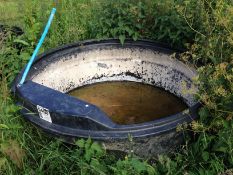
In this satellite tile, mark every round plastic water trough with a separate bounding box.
[13,39,200,157]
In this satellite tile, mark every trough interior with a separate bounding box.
[27,45,197,109]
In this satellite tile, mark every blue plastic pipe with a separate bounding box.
[18,8,56,86]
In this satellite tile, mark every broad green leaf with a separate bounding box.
[132,33,138,41]
[131,158,147,173]
[13,39,30,46]
[0,124,9,129]
[76,139,85,148]
[20,52,31,61]
[201,151,209,161]
[119,35,125,45]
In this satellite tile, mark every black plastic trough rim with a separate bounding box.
[13,39,200,140]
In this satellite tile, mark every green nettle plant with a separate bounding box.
[0,0,232,174]
[174,0,233,173]
[84,0,146,45]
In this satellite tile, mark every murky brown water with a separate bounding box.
[69,81,187,125]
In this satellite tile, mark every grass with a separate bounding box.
[0,0,233,174]
[0,0,23,26]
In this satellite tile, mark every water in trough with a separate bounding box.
[69,81,187,125]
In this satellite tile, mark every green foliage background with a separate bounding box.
[0,0,232,174]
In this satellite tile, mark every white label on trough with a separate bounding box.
[37,105,52,123]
